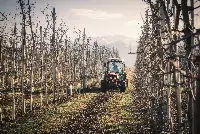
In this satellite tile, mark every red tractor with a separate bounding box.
[101,58,128,92]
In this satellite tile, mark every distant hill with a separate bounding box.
[91,35,138,67]
[91,35,136,46]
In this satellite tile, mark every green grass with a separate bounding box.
[1,93,98,133]
[0,80,136,133]
[99,87,135,132]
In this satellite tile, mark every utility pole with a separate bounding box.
[128,42,136,55]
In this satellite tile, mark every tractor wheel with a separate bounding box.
[120,82,126,92]
[101,80,107,92]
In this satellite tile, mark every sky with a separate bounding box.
[0,0,199,39]
[0,0,146,40]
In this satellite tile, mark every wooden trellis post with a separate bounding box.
[82,28,86,89]
[195,55,200,134]
[19,0,26,115]
[11,23,16,120]
[52,7,56,104]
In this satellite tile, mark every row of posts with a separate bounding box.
[0,7,84,123]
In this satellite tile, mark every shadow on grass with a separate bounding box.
[102,123,136,134]
[0,96,75,133]
[49,92,114,134]
[81,87,122,94]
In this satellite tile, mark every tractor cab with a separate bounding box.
[101,58,128,92]
[104,58,125,74]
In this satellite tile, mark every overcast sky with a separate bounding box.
[0,0,146,40]
[1,0,200,37]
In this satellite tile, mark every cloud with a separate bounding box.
[69,8,123,20]
[124,20,142,26]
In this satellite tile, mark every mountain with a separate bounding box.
[91,35,136,46]
[107,40,137,67]
[90,35,138,67]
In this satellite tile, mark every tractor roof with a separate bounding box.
[108,58,122,62]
